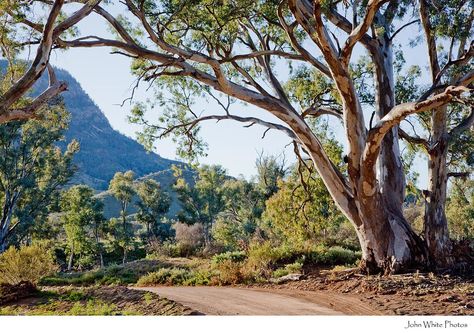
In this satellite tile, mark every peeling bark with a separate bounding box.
[424,106,452,266]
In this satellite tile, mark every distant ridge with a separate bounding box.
[5,60,184,190]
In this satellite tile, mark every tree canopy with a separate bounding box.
[6,0,474,272]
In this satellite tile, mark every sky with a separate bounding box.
[36,2,431,186]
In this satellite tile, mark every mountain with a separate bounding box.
[34,65,182,190]
[1,61,191,218]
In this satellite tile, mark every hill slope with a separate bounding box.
[97,168,195,220]
[29,64,180,190]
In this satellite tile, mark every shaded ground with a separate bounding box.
[0,285,199,315]
[260,269,474,315]
[134,286,378,315]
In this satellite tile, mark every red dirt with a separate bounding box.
[259,269,474,315]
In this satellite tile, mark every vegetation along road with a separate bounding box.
[133,286,379,315]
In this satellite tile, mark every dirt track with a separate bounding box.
[133,286,380,315]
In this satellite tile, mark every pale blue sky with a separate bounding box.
[38,2,430,186]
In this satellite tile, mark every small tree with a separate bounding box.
[446,179,474,241]
[0,243,57,285]
[255,154,288,199]
[212,178,265,251]
[60,185,105,270]
[108,171,135,264]
[174,165,227,247]
[136,179,171,242]
[0,106,77,253]
[262,131,355,248]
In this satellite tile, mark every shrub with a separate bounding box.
[213,259,243,285]
[40,259,165,286]
[307,246,360,266]
[272,262,303,278]
[212,251,246,264]
[68,300,119,315]
[0,244,58,285]
[136,268,191,286]
[173,223,205,256]
[324,246,360,265]
[242,242,275,279]
[181,269,213,286]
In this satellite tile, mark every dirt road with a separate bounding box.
[133,286,379,315]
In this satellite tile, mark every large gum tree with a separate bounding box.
[21,0,473,272]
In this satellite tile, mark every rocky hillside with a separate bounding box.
[32,63,182,190]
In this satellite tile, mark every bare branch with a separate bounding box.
[0,0,65,122]
[302,106,343,119]
[53,0,102,38]
[447,172,470,179]
[0,80,68,123]
[389,19,420,41]
[398,127,429,150]
[340,0,388,67]
[277,1,331,77]
[219,50,309,63]
[159,114,298,141]
[419,0,440,80]
[449,106,474,140]
[365,85,472,167]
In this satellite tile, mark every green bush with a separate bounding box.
[241,242,360,281]
[40,260,165,286]
[307,246,361,266]
[212,251,246,264]
[212,259,243,285]
[241,242,277,279]
[0,244,58,285]
[272,262,303,278]
[136,268,191,286]
[155,241,199,258]
[68,300,119,315]
[180,269,213,286]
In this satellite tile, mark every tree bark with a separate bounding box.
[292,113,427,273]
[424,106,452,266]
[68,243,74,271]
[353,195,427,273]
[419,0,453,267]
[122,248,127,265]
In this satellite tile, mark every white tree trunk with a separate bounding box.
[68,243,74,271]
[424,106,452,266]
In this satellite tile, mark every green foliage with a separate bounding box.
[174,165,227,245]
[109,171,136,211]
[40,260,166,286]
[272,262,303,278]
[242,241,360,280]
[60,185,106,270]
[255,154,287,199]
[212,259,243,285]
[68,300,119,316]
[262,165,355,248]
[212,178,264,251]
[0,106,78,251]
[136,267,195,286]
[136,178,171,241]
[108,171,136,263]
[0,243,57,285]
[446,179,474,240]
[211,251,246,264]
[308,246,361,266]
